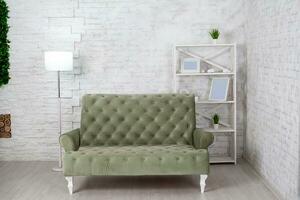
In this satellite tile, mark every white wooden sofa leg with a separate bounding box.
[200,175,207,193]
[65,176,73,194]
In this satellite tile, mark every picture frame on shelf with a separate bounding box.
[180,58,200,73]
[209,77,230,101]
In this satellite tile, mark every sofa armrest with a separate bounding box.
[59,129,80,152]
[193,129,214,149]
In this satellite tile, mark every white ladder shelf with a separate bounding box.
[173,44,237,164]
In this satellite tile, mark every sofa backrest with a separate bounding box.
[80,94,195,146]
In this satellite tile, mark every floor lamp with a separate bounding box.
[45,51,73,172]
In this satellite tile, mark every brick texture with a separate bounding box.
[245,0,300,199]
[0,0,246,161]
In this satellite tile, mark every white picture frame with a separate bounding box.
[181,58,200,73]
[209,77,230,101]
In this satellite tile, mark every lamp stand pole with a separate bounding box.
[52,71,63,172]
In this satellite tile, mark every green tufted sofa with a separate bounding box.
[60,94,214,194]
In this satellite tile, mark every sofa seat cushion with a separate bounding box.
[63,145,209,176]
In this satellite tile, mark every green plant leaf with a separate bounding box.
[212,114,220,124]
[0,0,10,87]
[209,29,220,39]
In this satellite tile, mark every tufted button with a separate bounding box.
[119,117,125,122]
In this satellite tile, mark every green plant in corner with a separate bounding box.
[212,114,219,124]
[0,0,10,87]
[209,29,220,39]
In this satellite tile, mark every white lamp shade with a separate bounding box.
[45,51,73,71]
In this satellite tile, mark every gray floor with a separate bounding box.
[0,160,278,200]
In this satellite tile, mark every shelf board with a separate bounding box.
[202,127,235,133]
[176,72,234,76]
[196,100,235,104]
[210,156,235,164]
[176,44,235,47]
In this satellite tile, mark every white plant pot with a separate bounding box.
[212,39,217,44]
[213,124,219,129]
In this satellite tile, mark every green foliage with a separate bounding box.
[0,0,10,87]
[209,29,220,39]
[212,114,219,124]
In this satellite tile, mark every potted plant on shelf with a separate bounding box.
[212,114,219,129]
[209,29,220,44]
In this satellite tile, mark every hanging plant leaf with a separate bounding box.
[0,0,10,87]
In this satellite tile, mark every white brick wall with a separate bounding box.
[245,0,300,199]
[1,0,298,198]
[0,0,246,160]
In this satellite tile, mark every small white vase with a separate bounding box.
[213,124,219,130]
[212,39,217,44]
